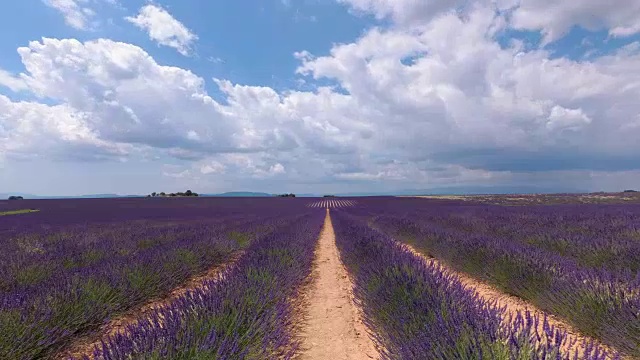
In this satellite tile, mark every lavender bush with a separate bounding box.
[87,212,324,359]
[0,197,313,359]
[344,197,640,357]
[331,209,616,359]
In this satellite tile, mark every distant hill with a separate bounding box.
[0,193,142,200]
[327,185,590,197]
[201,192,274,197]
[0,185,597,200]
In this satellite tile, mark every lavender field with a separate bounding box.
[1,195,637,359]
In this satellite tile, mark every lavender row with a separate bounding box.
[394,203,640,274]
[84,211,325,359]
[1,200,308,359]
[347,198,640,356]
[331,210,615,360]
[0,197,315,231]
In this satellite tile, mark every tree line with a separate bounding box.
[148,190,199,197]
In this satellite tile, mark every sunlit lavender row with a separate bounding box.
[1,195,637,359]
[341,197,640,357]
[0,198,315,359]
[331,209,617,360]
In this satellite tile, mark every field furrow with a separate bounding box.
[297,209,378,360]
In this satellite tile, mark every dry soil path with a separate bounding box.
[56,252,243,360]
[402,243,625,360]
[297,209,379,360]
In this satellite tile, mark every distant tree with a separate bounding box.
[146,195,151,197]
[185,190,193,196]
[160,192,166,196]
[151,192,157,197]
[8,196,24,200]
[623,189,638,193]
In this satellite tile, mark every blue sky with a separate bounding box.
[1,0,640,195]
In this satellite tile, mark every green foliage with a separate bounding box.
[228,231,253,248]
[0,209,39,216]
[127,267,162,298]
[175,249,199,269]
[138,238,159,250]
[15,264,52,286]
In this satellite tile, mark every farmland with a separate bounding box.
[1,195,637,359]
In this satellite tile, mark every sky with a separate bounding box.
[1,0,640,196]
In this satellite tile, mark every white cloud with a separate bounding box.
[507,0,640,43]
[200,161,226,174]
[340,0,640,44]
[13,38,240,154]
[0,94,129,160]
[0,70,28,92]
[125,4,197,56]
[295,4,640,170]
[338,0,464,27]
[43,0,94,30]
[269,163,286,175]
[162,166,192,179]
[4,0,640,192]
[546,106,591,131]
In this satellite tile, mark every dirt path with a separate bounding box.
[402,243,623,359]
[297,209,379,360]
[56,252,243,360]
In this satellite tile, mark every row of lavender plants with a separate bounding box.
[348,198,640,357]
[409,204,640,274]
[1,205,304,359]
[82,211,325,359]
[331,209,616,360]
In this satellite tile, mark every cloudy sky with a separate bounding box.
[1,0,640,195]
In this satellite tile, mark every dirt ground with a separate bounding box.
[296,209,379,360]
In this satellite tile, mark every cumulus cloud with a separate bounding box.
[507,0,640,43]
[200,161,226,174]
[4,0,640,192]
[14,38,238,153]
[338,0,464,27]
[269,163,286,175]
[340,0,640,43]
[125,4,197,56]
[294,5,640,172]
[0,94,130,161]
[546,106,591,131]
[0,70,28,92]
